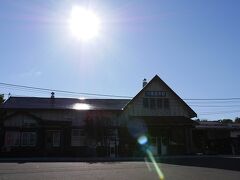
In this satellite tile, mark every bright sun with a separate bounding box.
[69,6,101,41]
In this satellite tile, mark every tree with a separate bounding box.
[0,94,4,104]
[220,119,233,124]
[235,117,240,123]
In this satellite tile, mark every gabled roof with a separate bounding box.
[0,75,197,117]
[1,97,130,111]
[124,75,197,118]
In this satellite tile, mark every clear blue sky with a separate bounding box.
[1,0,240,120]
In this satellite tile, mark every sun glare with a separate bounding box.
[69,6,101,41]
[73,103,91,110]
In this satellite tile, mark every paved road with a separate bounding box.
[0,162,239,180]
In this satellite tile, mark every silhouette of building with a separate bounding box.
[193,121,240,155]
[0,75,197,157]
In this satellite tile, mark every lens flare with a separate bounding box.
[146,149,164,180]
[127,119,148,139]
[73,103,91,110]
[128,119,164,180]
[138,135,148,145]
[137,134,164,180]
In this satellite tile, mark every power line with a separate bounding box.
[190,105,240,108]
[1,81,240,101]
[185,98,240,101]
[188,101,240,104]
[199,110,240,115]
[1,85,240,116]
[2,91,240,110]
[0,82,132,98]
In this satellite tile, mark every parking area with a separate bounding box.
[0,159,240,180]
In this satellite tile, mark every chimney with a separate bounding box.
[143,78,147,88]
[51,92,55,99]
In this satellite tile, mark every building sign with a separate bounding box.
[145,91,166,97]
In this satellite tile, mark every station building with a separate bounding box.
[0,75,197,157]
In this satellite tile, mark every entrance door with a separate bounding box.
[46,130,61,150]
[153,136,168,155]
[109,141,115,157]
[151,137,158,156]
[160,137,167,155]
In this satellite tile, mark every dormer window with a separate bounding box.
[143,97,170,110]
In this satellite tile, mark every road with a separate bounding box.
[0,161,239,180]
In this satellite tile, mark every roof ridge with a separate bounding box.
[8,96,131,100]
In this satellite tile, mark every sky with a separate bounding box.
[0,0,240,120]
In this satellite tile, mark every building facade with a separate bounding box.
[192,121,240,155]
[0,75,197,157]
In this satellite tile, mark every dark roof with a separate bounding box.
[124,75,197,118]
[1,97,131,111]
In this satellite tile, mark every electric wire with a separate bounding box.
[1,82,240,116]
[2,82,240,100]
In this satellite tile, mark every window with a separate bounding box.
[52,131,60,147]
[145,91,151,96]
[4,131,20,147]
[161,92,166,97]
[110,147,115,154]
[71,129,85,146]
[21,132,36,146]
[157,98,162,109]
[150,98,156,109]
[164,98,170,109]
[23,119,37,127]
[107,129,117,137]
[144,97,168,109]
[5,131,37,147]
[143,98,149,108]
